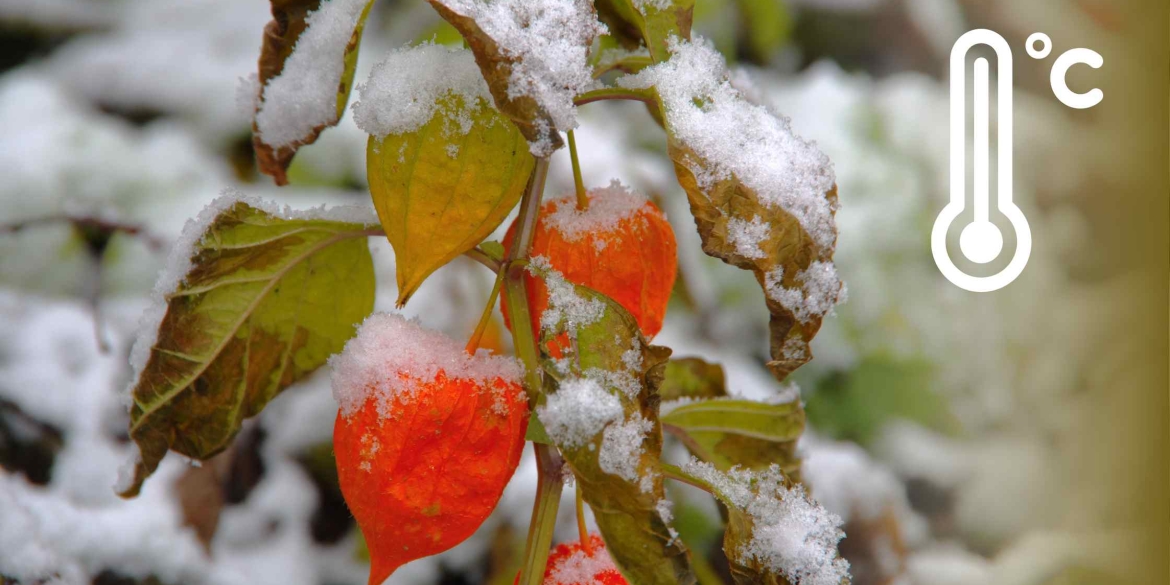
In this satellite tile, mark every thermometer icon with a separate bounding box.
[932,29,1032,292]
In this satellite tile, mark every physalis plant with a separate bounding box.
[118,0,849,584]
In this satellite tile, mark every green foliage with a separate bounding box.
[806,356,957,445]
[119,201,376,497]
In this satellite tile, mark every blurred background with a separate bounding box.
[0,0,1165,584]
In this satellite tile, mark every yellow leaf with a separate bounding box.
[366,94,534,306]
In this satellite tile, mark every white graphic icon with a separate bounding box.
[933,29,1104,292]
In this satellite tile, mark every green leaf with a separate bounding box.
[659,358,727,401]
[594,0,694,63]
[119,200,377,498]
[524,412,553,445]
[533,267,696,585]
[251,0,375,185]
[805,356,955,446]
[366,93,534,305]
[663,398,804,478]
[478,240,506,263]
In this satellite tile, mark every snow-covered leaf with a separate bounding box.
[365,92,533,306]
[531,262,695,584]
[251,0,375,184]
[120,200,377,497]
[423,0,606,156]
[621,38,843,381]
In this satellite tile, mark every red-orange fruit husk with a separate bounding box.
[334,372,528,585]
[501,195,677,342]
[514,534,629,585]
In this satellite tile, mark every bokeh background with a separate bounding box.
[0,1,1165,584]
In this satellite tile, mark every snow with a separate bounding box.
[543,180,655,242]
[529,256,607,334]
[598,412,653,487]
[682,458,850,585]
[431,0,607,155]
[619,38,838,250]
[329,312,525,419]
[546,537,622,584]
[765,261,845,323]
[255,0,370,149]
[536,377,623,449]
[726,215,770,259]
[352,43,492,139]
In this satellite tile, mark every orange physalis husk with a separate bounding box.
[515,534,629,585]
[502,181,677,342]
[331,314,528,585]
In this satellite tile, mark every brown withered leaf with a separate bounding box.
[119,201,376,497]
[669,139,840,381]
[252,0,374,184]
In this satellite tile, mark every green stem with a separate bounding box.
[574,86,657,107]
[567,130,588,210]
[660,462,717,495]
[504,157,564,585]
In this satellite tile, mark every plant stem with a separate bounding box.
[574,86,657,107]
[465,266,505,354]
[659,462,717,495]
[567,130,588,210]
[504,157,564,585]
[575,485,591,553]
[463,246,502,272]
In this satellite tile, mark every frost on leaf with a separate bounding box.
[536,275,694,584]
[359,44,535,306]
[620,37,843,380]
[423,0,607,156]
[683,459,851,585]
[251,0,375,184]
[120,192,378,497]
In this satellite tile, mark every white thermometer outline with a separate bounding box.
[932,29,1032,293]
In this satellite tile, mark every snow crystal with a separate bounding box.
[543,180,654,242]
[125,189,379,409]
[330,312,525,419]
[255,0,370,148]
[765,261,844,323]
[598,412,653,486]
[351,43,493,139]
[432,0,607,155]
[727,215,770,259]
[537,377,623,449]
[682,458,849,585]
[656,497,681,544]
[619,38,838,250]
[113,443,142,495]
[235,73,261,118]
[529,256,606,334]
[547,542,621,584]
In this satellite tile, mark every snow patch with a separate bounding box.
[330,312,525,419]
[529,256,606,334]
[765,261,845,323]
[727,215,770,259]
[352,43,493,139]
[598,412,653,487]
[543,179,655,242]
[536,377,623,449]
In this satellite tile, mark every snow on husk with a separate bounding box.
[352,43,492,139]
[542,179,655,242]
[329,312,525,419]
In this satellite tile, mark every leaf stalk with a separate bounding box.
[567,129,588,210]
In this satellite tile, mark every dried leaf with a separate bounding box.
[120,202,377,497]
[669,139,840,381]
[366,94,534,305]
[252,0,375,184]
[535,275,695,585]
